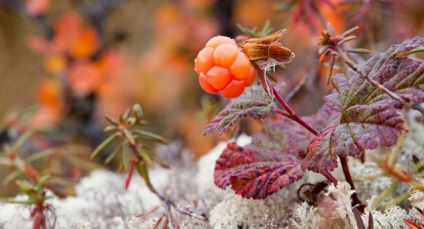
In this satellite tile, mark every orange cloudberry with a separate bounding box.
[194,36,256,98]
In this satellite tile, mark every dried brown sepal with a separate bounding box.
[241,30,294,63]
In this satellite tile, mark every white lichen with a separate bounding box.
[323,181,357,228]
[290,202,322,229]
[0,168,170,229]
[362,205,409,229]
[209,195,276,229]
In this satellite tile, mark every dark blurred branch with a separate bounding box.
[213,0,235,37]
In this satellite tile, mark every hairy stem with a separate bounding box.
[275,108,291,119]
[339,156,365,212]
[323,173,338,185]
[272,87,319,135]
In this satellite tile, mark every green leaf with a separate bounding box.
[27,149,55,163]
[104,144,122,164]
[0,157,14,166]
[120,109,131,123]
[91,133,119,159]
[122,144,131,171]
[9,199,34,205]
[303,37,424,173]
[37,176,50,191]
[104,125,118,132]
[105,115,118,126]
[203,86,275,136]
[259,20,273,37]
[137,149,155,169]
[136,162,154,192]
[16,180,35,194]
[133,130,166,144]
[151,156,170,169]
[10,131,33,153]
[133,104,143,119]
[126,117,136,126]
[123,129,136,145]
[3,170,22,185]
[407,46,424,56]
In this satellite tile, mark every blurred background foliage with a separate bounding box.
[0,0,424,197]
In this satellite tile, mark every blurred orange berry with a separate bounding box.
[194,36,256,98]
[68,61,103,98]
[69,27,99,59]
[37,79,63,109]
[43,55,66,74]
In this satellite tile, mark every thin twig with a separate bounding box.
[326,54,336,85]
[323,173,338,185]
[275,108,291,119]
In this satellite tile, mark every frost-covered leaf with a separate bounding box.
[203,86,275,136]
[304,37,424,173]
[252,104,340,159]
[214,143,304,199]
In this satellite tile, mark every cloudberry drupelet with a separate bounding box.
[195,36,256,98]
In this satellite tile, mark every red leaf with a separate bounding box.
[214,143,304,199]
[302,106,406,173]
[253,104,340,159]
[203,86,275,136]
[303,37,424,173]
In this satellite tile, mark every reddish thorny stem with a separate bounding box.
[271,86,364,210]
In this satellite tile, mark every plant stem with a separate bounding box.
[339,156,365,212]
[272,87,344,187]
[255,62,365,210]
[373,182,398,208]
[275,108,291,119]
[272,87,319,135]
[323,172,338,185]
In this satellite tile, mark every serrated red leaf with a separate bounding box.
[214,143,304,199]
[305,37,424,173]
[203,86,275,136]
[253,104,340,159]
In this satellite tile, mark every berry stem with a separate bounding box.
[323,172,338,185]
[272,87,319,135]
[275,108,291,119]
